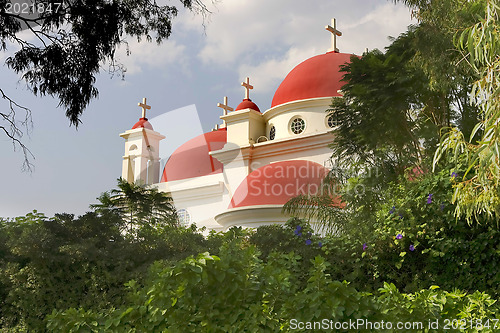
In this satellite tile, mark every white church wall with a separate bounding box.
[263,97,336,141]
[154,173,228,230]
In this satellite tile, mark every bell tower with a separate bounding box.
[120,98,165,185]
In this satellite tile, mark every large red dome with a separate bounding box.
[228,160,330,209]
[161,129,227,182]
[271,52,353,108]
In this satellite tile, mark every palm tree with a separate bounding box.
[92,178,178,235]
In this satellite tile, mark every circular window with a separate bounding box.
[290,118,305,134]
[178,209,191,226]
[269,126,276,140]
[327,114,338,128]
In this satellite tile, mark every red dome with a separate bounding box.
[132,118,153,130]
[235,99,260,112]
[229,160,330,209]
[271,52,354,108]
[161,129,227,182]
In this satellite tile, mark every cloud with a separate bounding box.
[113,38,186,75]
[232,2,415,94]
[342,3,415,53]
[180,0,415,67]
[106,1,415,83]
[238,46,319,93]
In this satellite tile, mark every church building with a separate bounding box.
[119,19,351,231]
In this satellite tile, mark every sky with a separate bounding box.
[0,0,416,219]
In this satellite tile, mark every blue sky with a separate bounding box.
[0,0,415,218]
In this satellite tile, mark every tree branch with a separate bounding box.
[0,88,35,171]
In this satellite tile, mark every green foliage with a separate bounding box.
[0,209,211,332]
[91,178,178,234]
[249,219,324,284]
[285,166,499,296]
[46,241,500,332]
[3,206,498,332]
[292,167,499,297]
[433,0,500,223]
[330,37,429,176]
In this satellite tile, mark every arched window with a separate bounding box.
[178,209,191,226]
[269,126,276,140]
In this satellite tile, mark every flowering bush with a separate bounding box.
[318,167,500,296]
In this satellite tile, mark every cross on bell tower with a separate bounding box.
[138,97,151,119]
[217,96,233,128]
[241,77,253,100]
[325,18,342,53]
[121,97,165,186]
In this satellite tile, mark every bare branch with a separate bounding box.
[0,88,35,172]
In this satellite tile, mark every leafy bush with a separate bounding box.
[46,242,500,332]
[0,210,212,332]
[305,167,500,296]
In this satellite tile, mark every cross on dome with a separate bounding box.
[138,97,151,118]
[325,18,342,53]
[241,77,253,100]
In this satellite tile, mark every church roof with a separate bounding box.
[228,160,330,209]
[271,51,353,108]
[235,98,260,112]
[161,128,227,182]
[132,117,154,130]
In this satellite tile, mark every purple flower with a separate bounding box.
[305,239,312,245]
[440,203,445,211]
[396,234,403,240]
[399,214,403,220]
[318,242,323,248]
[451,172,457,178]
[409,244,415,252]
[294,225,302,236]
[362,243,368,251]
[389,206,396,214]
[427,194,433,204]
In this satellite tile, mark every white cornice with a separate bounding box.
[263,97,337,121]
[220,108,264,123]
[119,127,166,140]
[210,131,333,165]
[215,205,289,230]
[153,174,225,201]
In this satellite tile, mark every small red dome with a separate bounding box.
[235,99,260,112]
[229,160,330,209]
[161,128,227,182]
[271,52,354,108]
[132,118,153,130]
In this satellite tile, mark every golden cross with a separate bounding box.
[217,96,234,116]
[325,18,342,53]
[241,77,253,100]
[138,97,151,118]
[217,96,233,127]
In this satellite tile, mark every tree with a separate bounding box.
[432,0,500,223]
[286,1,488,230]
[91,178,179,234]
[0,0,209,169]
[0,208,209,331]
